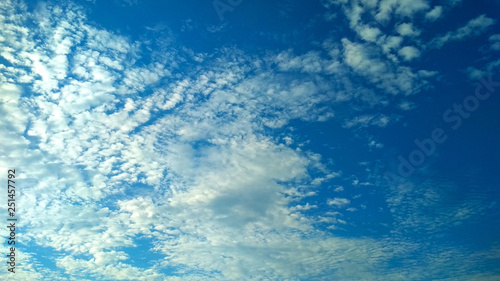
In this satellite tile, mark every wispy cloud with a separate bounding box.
[429,14,496,49]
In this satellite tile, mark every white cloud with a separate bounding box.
[466,59,500,80]
[429,14,496,48]
[381,35,403,53]
[327,197,351,208]
[489,34,500,51]
[0,83,27,133]
[274,50,326,73]
[465,34,500,79]
[343,114,393,128]
[375,0,430,22]
[369,140,384,148]
[398,100,415,111]
[321,0,438,101]
[386,179,488,237]
[466,67,486,80]
[358,25,382,42]
[425,6,443,21]
[341,38,429,95]
[396,23,421,37]
[398,46,421,61]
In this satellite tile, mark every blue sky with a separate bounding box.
[0,0,499,280]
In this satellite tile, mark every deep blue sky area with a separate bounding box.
[0,0,499,280]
